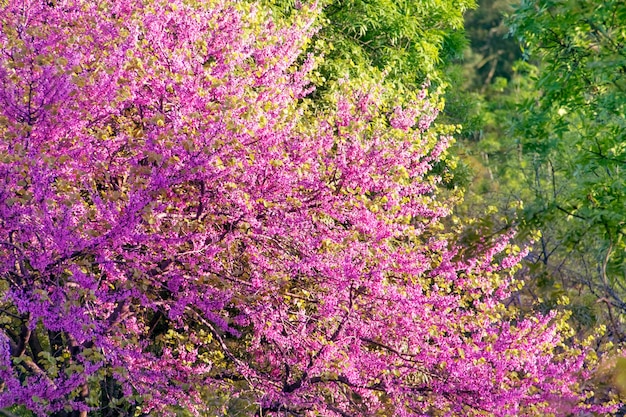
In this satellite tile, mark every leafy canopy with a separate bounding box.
[267,0,475,86]
[509,0,626,330]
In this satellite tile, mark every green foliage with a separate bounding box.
[445,0,624,359]
[265,0,475,86]
[508,0,626,333]
[439,0,533,210]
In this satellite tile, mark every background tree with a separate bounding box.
[505,0,626,344]
[266,0,475,87]
[443,0,626,404]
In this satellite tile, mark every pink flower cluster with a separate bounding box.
[0,0,608,416]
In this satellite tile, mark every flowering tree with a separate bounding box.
[0,0,609,416]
